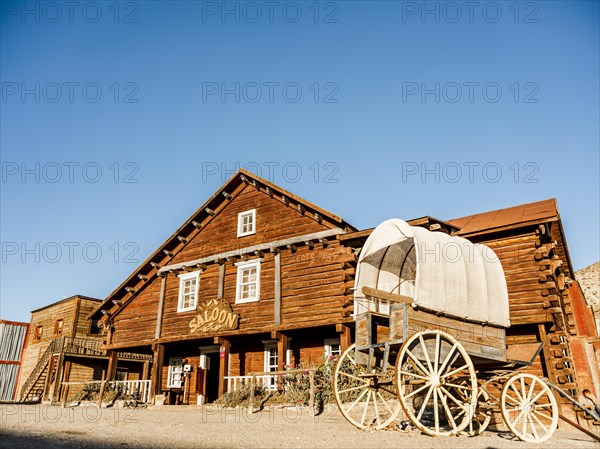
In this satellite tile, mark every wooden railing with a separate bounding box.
[111,380,151,403]
[225,374,278,392]
[63,337,104,356]
[225,368,317,414]
[19,337,63,400]
[61,379,152,404]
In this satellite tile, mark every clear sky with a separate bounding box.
[1,1,598,322]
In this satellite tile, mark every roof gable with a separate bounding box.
[90,169,355,320]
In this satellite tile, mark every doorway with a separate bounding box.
[199,345,221,404]
[205,352,220,403]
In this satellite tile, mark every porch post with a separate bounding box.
[337,323,352,353]
[214,337,230,398]
[106,350,118,381]
[272,331,288,371]
[60,361,72,403]
[150,343,164,402]
[142,359,151,380]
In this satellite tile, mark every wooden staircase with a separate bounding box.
[20,338,63,402]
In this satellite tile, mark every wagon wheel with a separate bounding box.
[396,330,477,436]
[333,343,401,430]
[500,373,558,443]
[452,381,492,436]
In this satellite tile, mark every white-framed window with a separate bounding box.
[235,259,261,304]
[237,209,256,237]
[177,271,200,312]
[264,342,278,391]
[167,357,183,388]
[324,338,341,358]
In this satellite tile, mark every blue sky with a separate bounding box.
[1,1,598,321]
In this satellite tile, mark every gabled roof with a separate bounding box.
[89,169,356,320]
[448,198,559,236]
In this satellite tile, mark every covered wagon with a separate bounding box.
[333,219,561,442]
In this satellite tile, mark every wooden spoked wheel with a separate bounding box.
[500,373,558,443]
[395,330,478,436]
[333,343,401,430]
[454,383,492,436]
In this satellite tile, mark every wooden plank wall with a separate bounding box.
[16,299,77,394]
[110,184,352,347]
[64,358,105,401]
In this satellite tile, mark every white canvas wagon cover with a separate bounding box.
[355,219,510,328]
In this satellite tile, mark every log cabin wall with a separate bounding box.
[449,205,596,426]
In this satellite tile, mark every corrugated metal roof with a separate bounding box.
[449,198,558,235]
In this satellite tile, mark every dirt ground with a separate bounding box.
[0,403,597,449]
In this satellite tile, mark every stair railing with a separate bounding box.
[19,336,65,401]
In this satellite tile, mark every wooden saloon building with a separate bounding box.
[90,169,358,405]
[88,170,598,423]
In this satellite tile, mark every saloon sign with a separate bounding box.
[189,298,239,334]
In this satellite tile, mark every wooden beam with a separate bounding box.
[155,275,167,339]
[214,338,230,398]
[43,355,56,401]
[150,344,164,402]
[60,361,72,403]
[142,360,151,381]
[338,323,352,353]
[157,228,345,274]
[50,352,65,402]
[218,263,225,299]
[274,252,282,326]
[106,350,118,381]
[559,414,600,442]
[71,297,81,339]
[273,332,288,372]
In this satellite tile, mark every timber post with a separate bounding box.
[214,337,230,398]
[60,361,72,403]
[106,350,118,381]
[142,359,151,381]
[50,352,65,403]
[337,323,352,353]
[274,251,282,326]
[272,331,288,372]
[150,343,164,402]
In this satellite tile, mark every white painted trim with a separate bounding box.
[263,342,278,391]
[237,209,256,237]
[235,259,261,304]
[324,338,341,357]
[167,357,183,388]
[177,270,201,312]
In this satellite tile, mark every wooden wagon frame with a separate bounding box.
[332,219,598,442]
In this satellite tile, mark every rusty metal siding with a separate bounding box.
[0,364,20,400]
[0,322,28,361]
[0,322,28,400]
